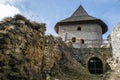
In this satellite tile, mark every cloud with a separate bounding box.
[0,0,22,5]
[0,0,21,20]
[0,4,20,20]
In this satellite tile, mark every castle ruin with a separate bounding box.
[55,5,111,74]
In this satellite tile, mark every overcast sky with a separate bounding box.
[0,0,120,39]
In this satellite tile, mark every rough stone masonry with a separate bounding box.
[0,14,46,80]
[110,22,120,62]
[0,14,101,80]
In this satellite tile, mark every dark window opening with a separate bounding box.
[80,39,84,44]
[88,57,103,74]
[77,27,81,31]
[72,37,76,43]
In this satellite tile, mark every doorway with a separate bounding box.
[88,57,103,74]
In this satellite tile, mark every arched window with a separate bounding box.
[80,39,84,44]
[88,57,103,74]
[77,27,81,31]
[72,37,76,43]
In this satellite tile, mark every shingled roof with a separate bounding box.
[55,5,108,34]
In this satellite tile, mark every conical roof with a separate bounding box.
[72,5,88,16]
[55,5,108,34]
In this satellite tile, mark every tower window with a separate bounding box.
[77,27,81,31]
[80,39,84,44]
[72,37,76,43]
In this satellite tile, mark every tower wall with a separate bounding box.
[58,23,102,48]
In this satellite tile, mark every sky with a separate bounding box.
[0,0,120,39]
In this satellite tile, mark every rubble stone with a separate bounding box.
[0,14,110,80]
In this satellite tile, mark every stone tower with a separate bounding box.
[55,5,108,48]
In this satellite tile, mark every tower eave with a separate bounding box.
[55,19,108,34]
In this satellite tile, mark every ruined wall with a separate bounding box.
[0,15,100,80]
[0,14,115,80]
[110,22,120,61]
[71,48,112,73]
[0,15,46,80]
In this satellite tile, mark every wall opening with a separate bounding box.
[77,27,81,31]
[88,57,103,74]
[72,37,76,42]
[80,39,84,44]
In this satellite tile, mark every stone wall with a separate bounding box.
[0,15,100,80]
[110,22,120,61]
[71,48,112,73]
[0,14,114,80]
[58,23,102,48]
[0,15,46,80]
